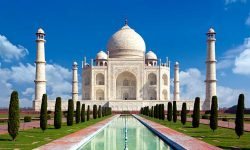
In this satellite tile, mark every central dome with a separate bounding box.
[107,24,146,58]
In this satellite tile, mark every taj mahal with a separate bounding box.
[33,21,217,112]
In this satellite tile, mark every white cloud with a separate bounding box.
[178,68,250,108]
[233,38,250,75]
[0,63,73,107]
[246,14,250,26]
[0,35,28,62]
[179,68,205,100]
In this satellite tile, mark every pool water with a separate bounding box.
[78,115,172,150]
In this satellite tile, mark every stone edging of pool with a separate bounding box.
[133,115,222,150]
[34,115,119,150]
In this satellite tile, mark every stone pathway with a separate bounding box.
[0,120,54,135]
[35,115,118,150]
[184,117,250,132]
[135,115,222,150]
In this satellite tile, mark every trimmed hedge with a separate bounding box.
[54,97,62,129]
[40,94,48,132]
[67,99,74,126]
[8,91,20,141]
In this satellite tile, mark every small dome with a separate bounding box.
[145,51,157,60]
[107,24,146,58]
[73,61,77,65]
[96,51,108,60]
[37,28,45,34]
[207,28,215,34]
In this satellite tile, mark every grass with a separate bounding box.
[142,115,250,150]
[0,115,111,149]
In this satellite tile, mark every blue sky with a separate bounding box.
[0,0,249,108]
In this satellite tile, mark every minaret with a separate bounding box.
[34,28,46,104]
[72,61,79,101]
[204,28,217,110]
[173,62,180,101]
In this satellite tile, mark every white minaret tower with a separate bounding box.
[204,28,217,110]
[34,28,46,111]
[173,62,180,101]
[72,61,79,101]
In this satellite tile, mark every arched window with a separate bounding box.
[123,79,129,86]
[148,73,157,85]
[96,89,104,100]
[96,73,104,85]
[162,90,168,100]
[148,89,157,100]
[162,74,168,85]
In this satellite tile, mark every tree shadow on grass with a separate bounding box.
[0,138,11,141]
[219,146,246,150]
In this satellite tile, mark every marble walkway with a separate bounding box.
[135,115,222,150]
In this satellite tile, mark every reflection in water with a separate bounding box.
[78,116,172,150]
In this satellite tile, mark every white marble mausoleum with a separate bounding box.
[33,21,217,111]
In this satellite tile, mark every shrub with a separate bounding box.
[205,110,211,114]
[93,105,97,119]
[235,94,245,138]
[210,96,218,132]
[8,91,20,141]
[162,104,165,120]
[202,114,209,119]
[76,101,81,124]
[54,97,62,129]
[173,101,177,123]
[151,106,154,118]
[192,97,200,128]
[87,105,90,121]
[67,99,74,126]
[81,104,85,122]
[98,105,102,118]
[47,114,51,120]
[24,116,31,122]
[222,117,228,121]
[167,102,172,122]
[40,94,48,132]
[181,102,187,125]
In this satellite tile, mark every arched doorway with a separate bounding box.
[116,71,136,100]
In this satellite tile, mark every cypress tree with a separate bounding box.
[93,105,97,119]
[159,104,162,119]
[40,94,47,132]
[98,105,102,118]
[8,91,20,141]
[235,94,245,138]
[162,104,165,120]
[81,104,85,122]
[75,101,80,124]
[192,97,200,128]
[154,105,156,118]
[210,96,218,132]
[87,105,90,121]
[155,104,159,118]
[181,102,187,125]
[167,102,172,121]
[54,97,62,129]
[173,101,177,122]
[151,106,154,118]
[67,99,74,126]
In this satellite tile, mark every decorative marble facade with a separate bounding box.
[33,23,216,111]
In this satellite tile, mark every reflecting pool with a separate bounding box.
[78,115,172,150]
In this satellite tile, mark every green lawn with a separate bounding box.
[142,115,250,150]
[0,115,111,149]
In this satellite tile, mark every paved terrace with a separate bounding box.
[35,115,118,150]
[134,115,222,150]
[182,117,250,132]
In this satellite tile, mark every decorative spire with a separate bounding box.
[125,18,128,25]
